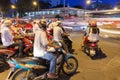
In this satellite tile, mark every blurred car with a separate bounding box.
[17,20,33,31]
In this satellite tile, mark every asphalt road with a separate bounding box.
[0,31,120,80]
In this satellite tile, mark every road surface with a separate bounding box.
[0,31,120,80]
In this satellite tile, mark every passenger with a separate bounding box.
[87,20,100,42]
[49,18,58,29]
[82,20,100,46]
[53,21,69,53]
[48,18,58,36]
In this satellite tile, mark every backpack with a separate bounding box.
[88,27,99,42]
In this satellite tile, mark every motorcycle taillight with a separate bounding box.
[9,48,16,52]
[91,43,96,47]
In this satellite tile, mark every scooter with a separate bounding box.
[6,43,78,80]
[82,41,99,58]
[0,36,33,71]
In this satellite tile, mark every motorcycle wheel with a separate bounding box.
[62,57,78,76]
[12,70,29,80]
[0,61,5,71]
[0,60,9,72]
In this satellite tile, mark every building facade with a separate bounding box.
[25,7,85,19]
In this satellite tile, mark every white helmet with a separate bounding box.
[3,20,12,27]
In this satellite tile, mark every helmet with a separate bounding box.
[1,19,5,23]
[89,20,97,27]
[3,20,12,27]
[56,21,62,26]
[40,19,46,24]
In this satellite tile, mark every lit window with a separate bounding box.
[56,10,60,14]
[47,11,49,14]
[51,11,55,14]
[42,11,45,15]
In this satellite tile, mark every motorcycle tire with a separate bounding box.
[0,60,9,72]
[62,57,78,76]
[12,70,29,80]
[0,61,5,71]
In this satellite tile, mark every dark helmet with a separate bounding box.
[39,22,47,30]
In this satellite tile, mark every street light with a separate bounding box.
[86,0,91,5]
[33,1,39,11]
[84,0,91,20]
[33,1,37,6]
[11,5,16,17]
[114,7,118,10]
[11,5,16,9]
[63,0,66,19]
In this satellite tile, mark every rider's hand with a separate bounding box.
[54,45,60,49]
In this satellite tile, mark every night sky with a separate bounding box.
[11,0,119,7]
[67,0,119,7]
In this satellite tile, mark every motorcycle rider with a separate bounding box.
[82,20,100,46]
[1,19,23,57]
[33,22,59,79]
[53,21,69,53]
[60,24,74,53]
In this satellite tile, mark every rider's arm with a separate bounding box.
[62,32,69,36]
[47,41,60,49]
[61,27,69,37]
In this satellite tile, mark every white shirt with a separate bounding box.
[33,29,49,57]
[53,26,63,41]
[33,23,40,33]
[1,27,14,46]
[0,24,5,33]
[48,22,57,30]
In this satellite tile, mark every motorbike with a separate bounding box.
[0,36,33,71]
[62,35,74,53]
[22,35,33,57]
[82,41,99,58]
[6,42,78,80]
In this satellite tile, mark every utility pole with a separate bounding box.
[96,0,98,10]
[63,0,66,19]
[84,0,91,20]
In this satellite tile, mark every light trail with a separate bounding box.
[100,28,120,34]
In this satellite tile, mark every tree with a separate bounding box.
[15,0,52,17]
[39,0,51,9]
[52,4,67,8]
[16,0,33,17]
[73,5,84,9]
[0,0,11,15]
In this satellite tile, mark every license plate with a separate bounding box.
[90,50,95,56]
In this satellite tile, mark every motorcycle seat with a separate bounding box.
[0,45,7,49]
[16,57,49,65]
[88,40,99,43]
